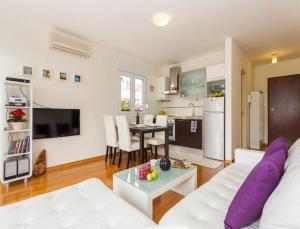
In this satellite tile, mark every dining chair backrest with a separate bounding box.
[104,115,118,147]
[155,115,168,140]
[115,115,132,151]
[144,115,154,125]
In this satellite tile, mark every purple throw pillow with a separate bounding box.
[264,137,288,159]
[224,150,285,229]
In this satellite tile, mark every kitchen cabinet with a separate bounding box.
[179,68,206,98]
[175,119,202,149]
[206,63,225,82]
[156,76,170,101]
[207,79,225,96]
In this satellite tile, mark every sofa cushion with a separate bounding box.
[263,136,288,159]
[159,164,254,229]
[0,178,155,229]
[260,138,300,228]
[224,150,285,229]
[264,141,287,171]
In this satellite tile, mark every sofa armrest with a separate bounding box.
[235,148,264,167]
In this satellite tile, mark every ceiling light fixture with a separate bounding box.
[271,53,278,64]
[152,13,171,28]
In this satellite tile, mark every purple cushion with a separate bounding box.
[224,150,285,229]
[264,137,288,159]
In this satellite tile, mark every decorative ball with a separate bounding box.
[159,157,171,171]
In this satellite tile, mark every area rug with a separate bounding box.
[158,145,224,169]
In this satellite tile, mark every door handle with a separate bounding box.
[270,107,276,112]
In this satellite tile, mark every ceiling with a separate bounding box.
[1,0,300,65]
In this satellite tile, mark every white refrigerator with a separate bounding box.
[249,91,264,150]
[203,97,225,160]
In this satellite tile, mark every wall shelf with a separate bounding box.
[4,129,31,133]
[4,80,31,87]
[4,106,31,109]
[4,152,31,158]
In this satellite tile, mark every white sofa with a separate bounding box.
[0,178,155,229]
[160,148,264,229]
[1,139,300,229]
[160,139,300,229]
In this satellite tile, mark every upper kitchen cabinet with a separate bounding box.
[156,76,170,101]
[206,63,225,82]
[179,68,206,98]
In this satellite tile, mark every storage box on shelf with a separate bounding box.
[0,79,33,188]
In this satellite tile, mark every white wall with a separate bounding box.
[160,51,225,75]
[241,58,254,148]
[160,50,225,116]
[254,57,300,143]
[225,38,252,160]
[0,13,161,167]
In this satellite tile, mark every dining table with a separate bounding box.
[129,124,169,164]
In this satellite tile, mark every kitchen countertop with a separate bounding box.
[168,115,203,120]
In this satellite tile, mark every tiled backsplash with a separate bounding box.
[161,95,204,116]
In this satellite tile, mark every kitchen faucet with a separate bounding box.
[188,103,195,116]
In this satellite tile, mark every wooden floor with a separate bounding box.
[0,153,224,223]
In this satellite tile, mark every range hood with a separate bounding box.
[164,66,182,95]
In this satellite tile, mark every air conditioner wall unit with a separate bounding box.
[49,31,91,58]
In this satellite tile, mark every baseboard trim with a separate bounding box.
[48,155,105,172]
[225,159,234,164]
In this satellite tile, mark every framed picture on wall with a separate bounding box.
[21,65,33,77]
[59,72,67,80]
[41,69,51,79]
[74,74,81,83]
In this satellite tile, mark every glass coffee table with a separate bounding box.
[113,161,197,218]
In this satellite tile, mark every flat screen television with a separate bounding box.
[33,108,80,139]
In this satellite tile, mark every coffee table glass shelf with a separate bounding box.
[113,160,197,218]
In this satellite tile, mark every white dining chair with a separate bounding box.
[116,115,147,168]
[145,115,168,159]
[144,115,154,125]
[131,114,154,141]
[103,116,118,165]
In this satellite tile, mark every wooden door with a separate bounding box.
[268,74,300,146]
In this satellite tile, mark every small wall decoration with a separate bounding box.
[149,85,154,92]
[59,72,67,80]
[42,69,51,79]
[74,74,81,83]
[22,65,33,77]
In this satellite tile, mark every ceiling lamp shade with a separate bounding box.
[272,53,278,64]
[152,13,171,27]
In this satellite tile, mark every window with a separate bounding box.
[119,71,145,113]
[120,75,131,111]
[134,78,143,111]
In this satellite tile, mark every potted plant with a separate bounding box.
[7,109,27,131]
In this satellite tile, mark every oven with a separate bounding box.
[167,119,175,141]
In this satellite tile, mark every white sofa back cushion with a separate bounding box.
[260,138,300,228]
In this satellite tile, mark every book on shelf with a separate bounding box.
[7,141,15,155]
[13,141,19,154]
[7,136,30,155]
